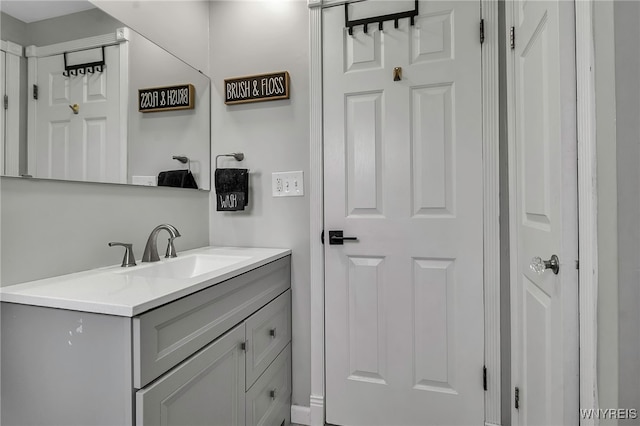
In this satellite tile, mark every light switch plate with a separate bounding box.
[272,171,304,197]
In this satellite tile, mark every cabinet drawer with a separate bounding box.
[136,324,246,426]
[133,256,290,388]
[246,344,292,426]
[246,289,291,388]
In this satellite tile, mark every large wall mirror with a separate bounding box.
[0,1,211,190]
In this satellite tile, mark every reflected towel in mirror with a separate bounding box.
[157,170,198,189]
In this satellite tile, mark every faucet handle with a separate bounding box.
[165,237,178,258]
[108,242,137,267]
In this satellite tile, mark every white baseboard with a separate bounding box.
[291,405,312,426]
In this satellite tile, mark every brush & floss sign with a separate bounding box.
[224,71,290,105]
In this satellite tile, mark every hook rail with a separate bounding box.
[63,46,106,77]
[345,0,419,35]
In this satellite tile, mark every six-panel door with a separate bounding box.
[323,1,485,424]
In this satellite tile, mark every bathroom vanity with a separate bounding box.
[0,247,291,426]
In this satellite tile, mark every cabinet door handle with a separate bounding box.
[269,328,277,338]
[270,389,277,400]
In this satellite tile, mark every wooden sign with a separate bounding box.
[139,84,195,113]
[224,71,289,105]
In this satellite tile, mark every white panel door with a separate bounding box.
[31,45,124,183]
[323,1,484,425]
[509,0,579,425]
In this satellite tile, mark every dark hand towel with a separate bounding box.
[158,170,198,189]
[215,168,249,211]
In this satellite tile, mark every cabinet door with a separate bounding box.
[136,324,246,426]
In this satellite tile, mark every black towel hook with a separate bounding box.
[172,155,191,172]
[215,153,245,169]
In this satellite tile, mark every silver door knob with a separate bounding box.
[530,255,560,275]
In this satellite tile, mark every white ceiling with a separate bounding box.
[1,1,96,24]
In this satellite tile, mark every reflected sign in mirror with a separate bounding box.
[0,1,211,190]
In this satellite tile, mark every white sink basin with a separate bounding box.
[120,254,251,280]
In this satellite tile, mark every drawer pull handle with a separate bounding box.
[269,328,277,338]
[270,389,277,400]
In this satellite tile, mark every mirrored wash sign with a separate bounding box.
[224,71,290,105]
[139,84,195,112]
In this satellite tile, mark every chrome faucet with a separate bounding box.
[142,224,181,262]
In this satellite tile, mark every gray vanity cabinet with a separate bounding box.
[1,256,291,426]
[136,289,292,426]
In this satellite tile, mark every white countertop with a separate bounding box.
[0,246,291,317]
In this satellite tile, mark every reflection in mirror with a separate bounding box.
[0,1,211,190]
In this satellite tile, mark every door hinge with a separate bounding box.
[515,387,520,409]
[240,341,248,351]
[3,95,8,110]
[510,26,515,49]
[576,260,580,269]
[480,19,485,45]
[483,366,487,391]
[321,231,325,245]
[33,84,39,100]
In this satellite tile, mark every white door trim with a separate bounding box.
[308,2,326,426]
[1,40,23,176]
[575,1,598,423]
[307,1,501,424]
[481,1,501,424]
[23,29,128,59]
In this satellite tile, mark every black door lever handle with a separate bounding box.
[328,230,358,245]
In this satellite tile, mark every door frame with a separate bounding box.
[575,1,598,422]
[1,40,23,176]
[25,29,130,182]
[306,1,501,425]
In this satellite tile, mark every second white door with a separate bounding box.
[324,1,485,424]
[508,0,579,424]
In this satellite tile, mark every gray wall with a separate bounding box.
[90,0,210,76]
[0,12,30,46]
[0,177,209,285]
[614,1,640,421]
[26,8,123,46]
[208,1,311,409]
[0,1,211,287]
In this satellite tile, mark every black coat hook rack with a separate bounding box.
[63,46,106,77]
[345,0,419,35]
